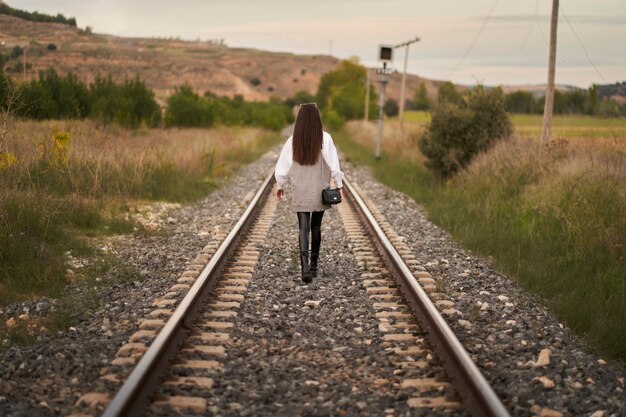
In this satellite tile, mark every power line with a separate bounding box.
[518,0,540,52]
[447,0,499,78]
[559,4,607,83]
[524,1,567,65]
[534,1,549,46]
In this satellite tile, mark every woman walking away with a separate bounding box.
[274,103,344,284]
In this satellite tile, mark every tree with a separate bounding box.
[413,83,430,110]
[315,60,377,127]
[505,91,536,114]
[588,84,598,115]
[437,81,463,105]
[419,86,511,179]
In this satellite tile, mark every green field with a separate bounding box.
[404,111,626,138]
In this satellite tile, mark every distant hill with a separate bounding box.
[0,1,76,27]
[597,82,626,103]
[0,13,446,106]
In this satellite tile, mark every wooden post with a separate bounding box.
[398,44,409,129]
[540,0,559,146]
[364,69,371,122]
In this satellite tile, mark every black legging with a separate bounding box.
[297,211,324,254]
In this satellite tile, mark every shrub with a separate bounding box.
[12,70,161,127]
[90,75,161,128]
[437,81,463,105]
[419,86,511,179]
[47,43,57,51]
[250,78,261,86]
[383,98,399,117]
[165,87,291,130]
[165,85,213,127]
[19,69,91,119]
[10,46,23,60]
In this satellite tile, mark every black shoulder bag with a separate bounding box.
[320,147,342,205]
[322,187,342,205]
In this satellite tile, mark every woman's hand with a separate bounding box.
[338,188,343,200]
[276,189,284,200]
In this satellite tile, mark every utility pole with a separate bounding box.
[395,36,420,130]
[375,69,388,160]
[540,0,559,146]
[375,45,393,160]
[23,46,27,80]
[364,68,371,122]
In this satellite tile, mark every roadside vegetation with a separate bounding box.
[0,118,280,308]
[165,85,293,130]
[0,65,286,344]
[336,82,626,362]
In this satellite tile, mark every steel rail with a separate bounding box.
[343,177,510,417]
[102,172,275,417]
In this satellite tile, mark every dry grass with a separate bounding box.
[0,118,279,305]
[345,119,426,164]
[6,119,264,171]
[336,120,626,361]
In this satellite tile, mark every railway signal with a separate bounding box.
[375,45,393,160]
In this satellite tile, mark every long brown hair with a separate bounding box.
[292,104,323,165]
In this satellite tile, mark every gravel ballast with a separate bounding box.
[0,150,278,417]
[343,163,625,417]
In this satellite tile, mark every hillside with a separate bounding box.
[0,13,442,105]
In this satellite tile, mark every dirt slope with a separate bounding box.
[1,14,447,104]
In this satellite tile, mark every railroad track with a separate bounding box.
[90,170,509,417]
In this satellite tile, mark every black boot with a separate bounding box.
[300,251,312,283]
[310,252,319,278]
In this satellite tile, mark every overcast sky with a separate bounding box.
[9,0,626,87]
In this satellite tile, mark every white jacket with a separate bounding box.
[275,131,344,190]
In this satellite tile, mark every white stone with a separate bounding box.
[535,376,555,388]
[534,348,552,367]
[589,411,605,417]
[497,295,509,302]
[458,319,472,328]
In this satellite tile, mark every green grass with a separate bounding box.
[404,110,626,138]
[335,129,626,363]
[403,110,431,125]
[510,113,626,128]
